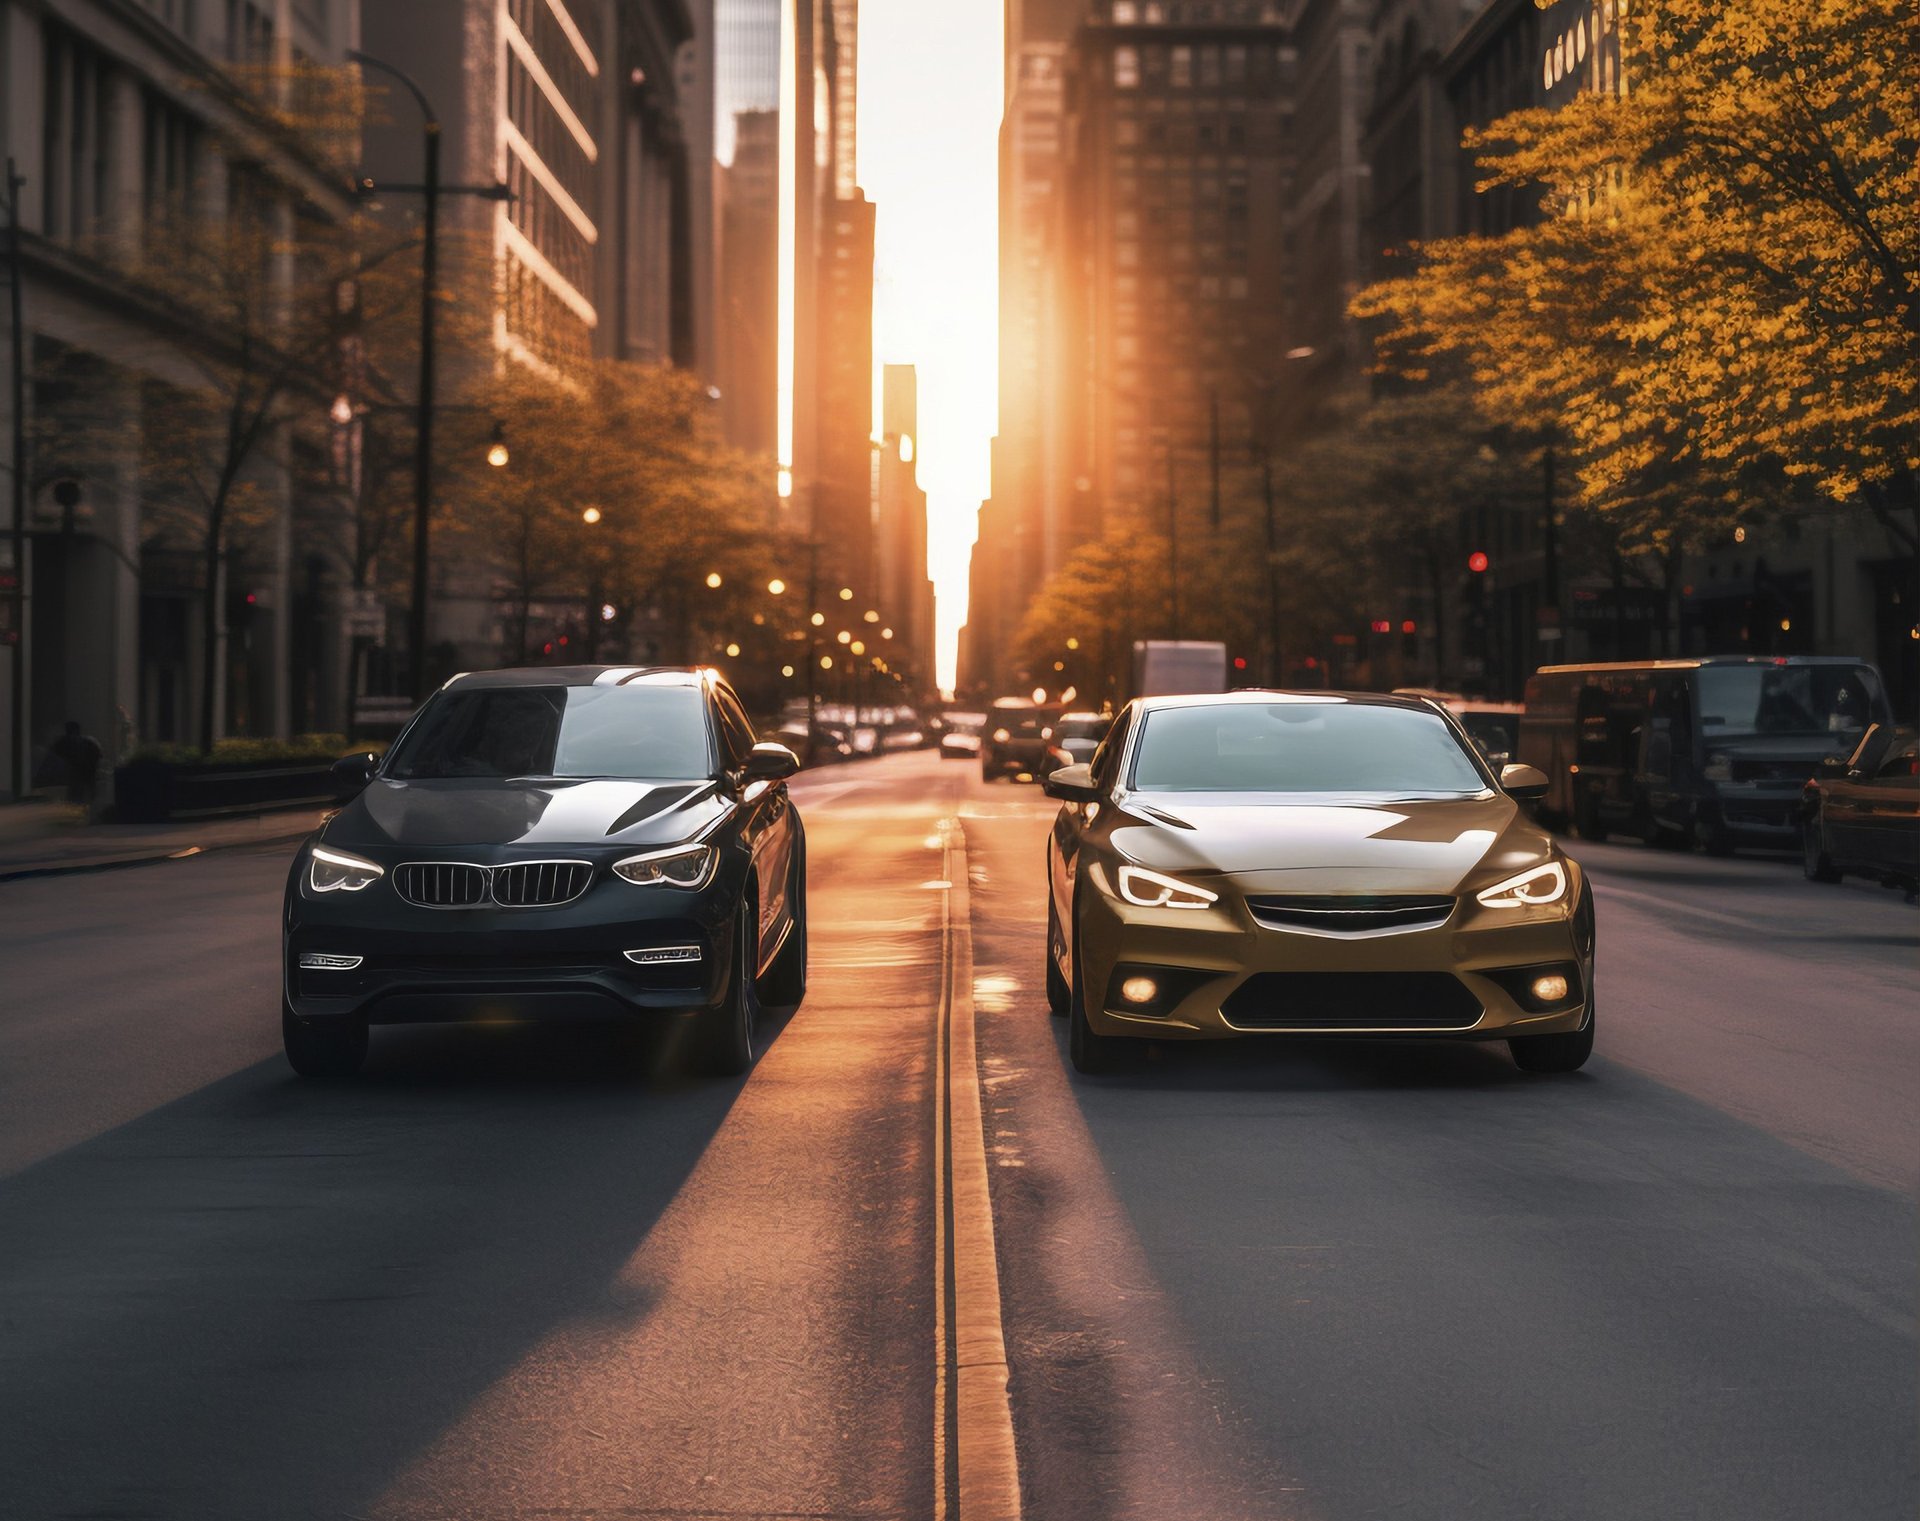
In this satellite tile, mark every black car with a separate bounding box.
[981,698,1064,782]
[282,666,806,1080]
[1802,723,1919,892]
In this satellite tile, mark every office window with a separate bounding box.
[1114,47,1140,88]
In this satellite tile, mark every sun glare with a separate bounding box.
[858,1,1002,692]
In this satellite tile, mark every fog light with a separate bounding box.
[1530,973,1569,1004]
[297,953,362,971]
[624,945,702,965]
[1120,975,1159,1005]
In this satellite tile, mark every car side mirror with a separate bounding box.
[1042,761,1100,802]
[330,752,379,799]
[744,742,800,782]
[1499,762,1549,801]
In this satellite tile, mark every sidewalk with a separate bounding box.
[0,799,326,881]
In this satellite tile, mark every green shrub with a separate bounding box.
[122,734,386,769]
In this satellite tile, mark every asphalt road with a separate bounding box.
[1,751,1913,1519]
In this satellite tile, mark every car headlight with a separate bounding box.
[309,844,385,894]
[1475,860,1568,909]
[613,843,716,889]
[1115,863,1218,909]
[993,727,1011,743]
[1703,752,1732,782]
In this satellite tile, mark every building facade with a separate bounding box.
[875,364,934,688]
[2,0,363,796]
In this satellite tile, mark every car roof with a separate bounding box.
[440,665,711,691]
[1129,689,1440,715]
[1535,656,1870,674]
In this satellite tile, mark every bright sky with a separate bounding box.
[856,2,1003,693]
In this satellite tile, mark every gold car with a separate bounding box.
[1042,691,1595,1075]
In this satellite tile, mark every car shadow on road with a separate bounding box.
[0,1013,792,1521]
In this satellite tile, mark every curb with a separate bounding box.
[0,820,320,883]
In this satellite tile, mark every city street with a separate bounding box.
[1,750,1914,1520]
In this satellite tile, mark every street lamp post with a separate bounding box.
[4,158,26,799]
[349,51,509,701]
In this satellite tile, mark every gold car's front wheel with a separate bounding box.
[1508,996,1595,1074]
[1067,901,1129,1075]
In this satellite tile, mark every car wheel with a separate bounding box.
[1802,812,1842,883]
[1693,806,1734,856]
[1045,889,1070,1018]
[1508,997,1595,1074]
[281,997,368,1079]
[695,899,760,1077]
[1574,789,1609,843]
[1067,910,1127,1075]
[759,841,809,1006]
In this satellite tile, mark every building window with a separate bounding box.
[40,27,111,243]
[1114,47,1140,89]
[1171,46,1192,88]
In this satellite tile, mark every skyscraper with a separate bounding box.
[715,0,782,164]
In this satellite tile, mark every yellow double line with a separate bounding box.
[934,818,1022,1521]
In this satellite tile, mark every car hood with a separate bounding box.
[1107,791,1548,893]
[1702,732,1860,762]
[323,777,729,852]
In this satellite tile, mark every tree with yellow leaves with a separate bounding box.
[1355,0,1919,551]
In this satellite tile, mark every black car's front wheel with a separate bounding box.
[694,899,761,1077]
[759,841,808,1007]
[281,998,368,1079]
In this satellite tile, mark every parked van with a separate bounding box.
[1519,657,1891,853]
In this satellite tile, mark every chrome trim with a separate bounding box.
[297,953,364,971]
[392,859,594,909]
[1244,896,1457,939]
[623,944,703,964]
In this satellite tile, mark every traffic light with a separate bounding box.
[1468,550,1489,574]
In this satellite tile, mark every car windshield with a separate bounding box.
[1129,701,1489,795]
[1695,664,1886,739]
[385,685,712,780]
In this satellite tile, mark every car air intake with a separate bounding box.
[1244,894,1456,936]
[1222,971,1482,1030]
[393,861,592,908]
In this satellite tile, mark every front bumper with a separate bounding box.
[285,866,738,1024]
[1702,787,1805,844]
[1075,863,1592,1041]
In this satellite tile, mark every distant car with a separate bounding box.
[282,666,807,1081]
[1394,689,1524,769]
[981,698,1064,782]
[940,710,986,761]
[773,720,852,766]
[1042,691,1593,1077]
[1051,711,1114,767]
[1801,724,1918,891]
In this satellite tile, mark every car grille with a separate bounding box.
[393,860,592,908]
[1244,894,1456,936]
[1222,972,1483,1030]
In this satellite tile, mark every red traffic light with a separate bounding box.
[1370,619,1391,634]
[1401,620,1417,634]
[1467,551,1489,573]
[1232,656,1248,670]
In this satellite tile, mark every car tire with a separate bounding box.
[1574,789,1609,843]
[281,998,368,1079]
[1067,913,1127,1075]
[1802,812,1842,883]
[760,841,809,1006]
[694,899,760,1077]
[1045,889,1070,1018]
[1508,997,1595,1074]
[1693,806,1734,856]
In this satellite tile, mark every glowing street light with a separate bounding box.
[820,655,834,670]
[881,627,893,641]
[599,603,616,622]
[705,571,723,589]
[836,630,852,645]
[781,664,795,677]
[810,612,825,627]
[851,640,866,656]
[1066,636,1080,650]
[838,587,854,601]
[330,394,354,426]
[768,578,787,595]
[863,609,879,623]
[582,506,602,525]
[726,642,742,657]
[486,422,510,468]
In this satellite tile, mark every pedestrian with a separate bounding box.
[50,720,104,815]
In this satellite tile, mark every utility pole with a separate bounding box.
[5,159,27,800]
[1208,389,1221,531]
[803,538,820,755]
[1166,449,1181,640]
[349,52,508,702]
[1262,452,1282,686]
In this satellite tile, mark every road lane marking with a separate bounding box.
[937,817,1022,1521]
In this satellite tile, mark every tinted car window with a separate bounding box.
[1696,664,1886,739]
[1090,706,1133,788]
[1130,701,1488,795]
[387,685,712,780]
[714,688,756,765]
